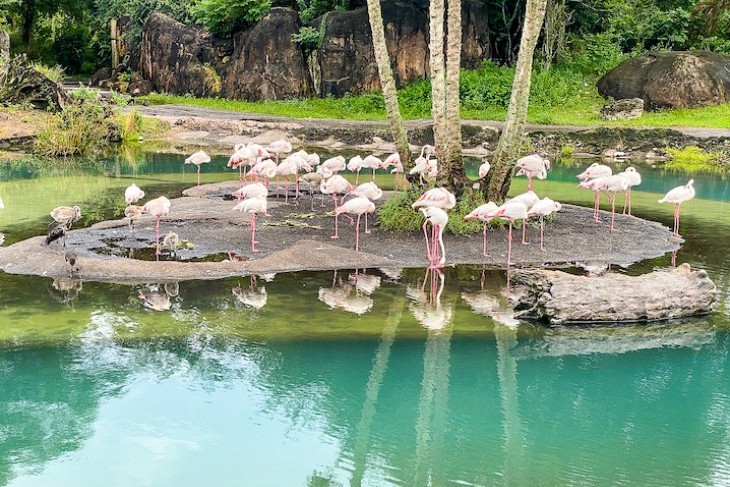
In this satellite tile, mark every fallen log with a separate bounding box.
[512,263,717,325]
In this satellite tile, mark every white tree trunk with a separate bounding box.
[429,0,447,166]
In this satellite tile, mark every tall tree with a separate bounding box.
[486,0,549,201]
[365,0,411,169]
[429,0,447,166]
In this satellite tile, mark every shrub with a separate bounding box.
[190,0,270,36]
[292,26,323,52]
[31,63,65,83]
[51,26,91,74]
[35,100,110,157]
[665,146,719,167]
[119,109,143,142]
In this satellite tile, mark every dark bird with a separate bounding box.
[46,225,67,246]
[65,250,78,276]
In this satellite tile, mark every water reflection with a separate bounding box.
[137,284,174,312]
[232,277,268,310]
[407,268,453,332]
[49,278,83,305]
[318,270,375,315]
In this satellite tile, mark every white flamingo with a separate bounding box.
[141,196,171,258]
[659,179,695,236]
[617,166,642,215]
[321,175,354,239]
[124,184,145,204]
[185,150,211,187]
[335,196,376,251]
[233,197,267,252]
[527,197,562,251]
[464,201,499,256]
[350,181,383,233]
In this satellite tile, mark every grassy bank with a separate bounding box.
[140,62,730,129]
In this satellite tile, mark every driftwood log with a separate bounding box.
[512,263,717,325]
[0,53,68,109]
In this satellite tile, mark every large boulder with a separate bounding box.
[512,264,718,325]
[313,0,490,96]
[222,8,312,101]
[597,51,730,109]
[140,13,232,97]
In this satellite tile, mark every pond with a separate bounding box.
[0,150,729,486]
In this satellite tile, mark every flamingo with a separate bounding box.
[286,153,313,198]
[577,163,612,221]
[350,181,382,233]
[464,201,499,256]
[232,280,268,309]
[594,174,630,231]
[527,197,562,251]
[248,158,277,185]
[478,161,491,179]
[306,152,321,169]
[50,205,81,229]
[347,155,364,183]
[162,232,181,257]
[420,206,448,268]
[362,155,383,180]
[276,157,299,203]
[124,184,145,204]
[300,172,324,210]
[508,190,540,244]
[124,205,143,233]
[409,156,430,185]
[617,166,641,215]
[185,150,211,187]
[318,156,346,178]
[141,196,171,258]
[335,196,375,251]
[485,200,528,267]
[233,197,267,252]
[321,175,354,239]
[659,179,695,236]
[266,139,292,164]
[515,154,550,191]
[231,182,270,216]
[228,144,254,186]
[579,176,609,222]
[382,152,404,189]
[412,187,456,264]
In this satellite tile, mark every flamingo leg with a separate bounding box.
[197,165,201,188]
[610,194,617,231]
[622,188,629,215]
[238,165,243,187]
[528,176,534,192]
[507,220,515,267]
[482,221,488,257]
[432,224,439,265]
[628,187,632,215]
[437,225,445,268]
[295,173,300,199]
[356,171,360,184]
[284,177,290,203]
[521,219,528,245]
[331,195,340,239]
[155,216,161,259]
[675,204,681,236]
[365,213,370,234]
[422,222,431,264]
[540,216,546,251]
[355,214,361,251]
[593,191,600,222]
[250,213,259,252]
[372,168,376,181]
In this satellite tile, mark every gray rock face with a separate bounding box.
[314,0,490,96]
[597,51,730,109]
[600,97,644,121]
[140,13,232,97]
[222,8,312,101]
[512,263,717,325]
[0,30,9,71]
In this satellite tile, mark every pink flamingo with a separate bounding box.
[350,181,382,233]
[594,174,630,231]
[318,156,346,178]
[420,206,449,268]
[464,201,499,256]
[266,139,292,164]
[124,184,145,204]
[617,166,642,215]
[321,175,354,239]
[508,190,540,244]
[485,200,528,267]
[362,155,383,181]
[577,163,612,221]
[247,158,277,186]
[233,197,267,252]
[412,188,455,267]
[228,144,253,186]
[335,196,375,251]
[527,197,562,251]
[185,150,211,187]
[141,196,171,258]
[382,152,403,189]
[659,179,695,236]
[275,157,299,203]
[478,161,491,179]
[347,155,364,183]
[515,154,550,191]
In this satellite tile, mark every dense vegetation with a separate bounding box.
[0,0,728,75]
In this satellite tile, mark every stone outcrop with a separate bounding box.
[599,97,644,121]
[511,264,717,325]
[0,53,68,110]
[313,0,490,96]
[222,8,312,101]
[140,13,232,98]
[138,0,490,100]
[597,51,730,109]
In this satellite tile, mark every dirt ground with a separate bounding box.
[0,180,681,283]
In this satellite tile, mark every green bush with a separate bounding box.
[292,26,322,51]
[190,0,270,36]
[35,99,110,157]
[51,26,90,74]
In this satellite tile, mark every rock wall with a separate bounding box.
[597,51,730,109]
[139,1,490,101]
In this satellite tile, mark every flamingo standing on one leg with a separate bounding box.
[526,197,562,251]
[577,163,612,222]
[321,175,354,239]
[382,152,403,189]
[659,179,695,236]
[515,154,550,191]
[347,155,364,183]
[185,150,211,188]
[141,196,171,259]
[508,190,540,245]
[335,196,375,251]
[362,155,383,181]
[125,184,145,204]
[485,200,528,267]
[464,201,499,257]
[617,166,642,215]
[350,181,382,233]
[233,197,267,252]
[266,139,292,165]
[420,207,449,268]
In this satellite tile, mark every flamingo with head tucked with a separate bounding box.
[141,196,171,258]
[464,201,499,257]
[659,179,695,236]
[335,196,375,251]
[485,200,528,267]
[515,154,549,191]
[350,181,382,233]
[185,150,211,187]
[420,207,449,268]
[125,184,145,204]
[266,139,292,164]
[233,197,267,252]
[577,163,612,221]
[527,197,562,251]
[321,175,354,239]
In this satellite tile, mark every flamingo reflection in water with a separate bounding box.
[407,267,452,332]
[461,268,520,329]
[318,270,374,315]
[137,283,179,312]
[232,276,268,310]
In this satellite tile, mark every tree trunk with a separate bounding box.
[366,0,412,169]
[429,0,447,167]
[22,0,35,46]
[486,0,549,202]
[440,0,468,194]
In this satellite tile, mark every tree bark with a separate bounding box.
[440,0,468,194]
[22,0,35,46]
[366,0,412,169]
[429,0,447,167]
[486,0,549,202]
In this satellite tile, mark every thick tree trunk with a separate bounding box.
[486,0,549,202]
[440,0,468,194]
[429,0,447,168]
[22,0,35,46]
[366,0,412,169]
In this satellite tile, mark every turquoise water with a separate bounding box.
[0,152,729,486]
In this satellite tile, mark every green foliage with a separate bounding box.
[665,146,720,167]
[458,61,515,110]
[35,96,110,157]
[292,26,322,51]
[445,189,486,236]
[190,0,270,36]
[561,33,627,76]
[30,62,65,83]
[51,25,90,74]
[119,109,143,141]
